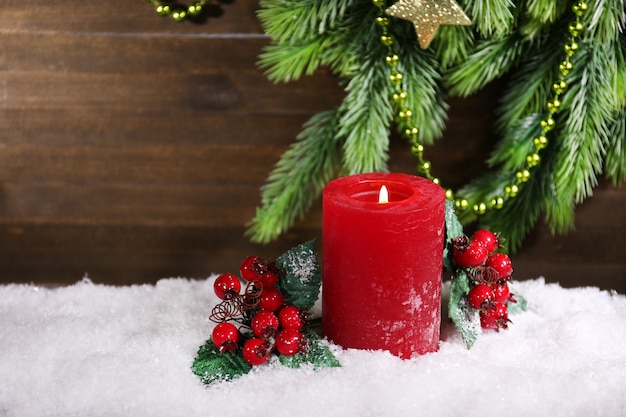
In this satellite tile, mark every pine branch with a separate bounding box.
[553,45,612,207]
[444,33,525,97]
[455,168,546,252]
[257,0,355,43]
[259,38,334,82]
[614,35,626,109]
[246,110,343,243]
[605,108,626,184]
[524,0,569,25]
[489,115,542,171]
[432,25,476,70]
[334,5,403,174]
[463,0,516,38]
[394,23,450,144]
[584,0,626,43]
[338,61,393,174]
[257,0,361,82]
[600,26,626,184]
[493,33,562,134]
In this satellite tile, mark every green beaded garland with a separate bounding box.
[533,135,549,149]
[147,0,208,21]
[370,0,588,216]
[573,1,588,16]
[386,55,399,66]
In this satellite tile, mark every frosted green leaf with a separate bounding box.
[448,269,481,349]
[443,200,464,272]
[508,294,528,315]
[192,339,252,386]
[278,330,341,369]
[275,240,322,310]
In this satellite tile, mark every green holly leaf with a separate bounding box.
[278,330,340,369]
[448,269,481,349]
[443,200,465,272]
[275,240,322,310]
[508,293,528,314]
[191,338,252,386]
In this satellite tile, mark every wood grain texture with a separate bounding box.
[0,0,624,293]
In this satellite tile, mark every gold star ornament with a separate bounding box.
[385,0,472,49]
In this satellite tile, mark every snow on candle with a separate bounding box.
[322,172,446,358]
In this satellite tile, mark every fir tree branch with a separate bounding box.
[584,0,626,43]
[334,5,397,174]
[524,0,569,25]
[338,61,393,174]
[444,33,525,97]
[489,115,542,171]
[393,23,449,143]
[257,0,355,43]
[553,45,612,207]
[432,26,476,70]
[493,34,562,134]
[246,110,343,243]
[613,35,626,109]
[455,168,546,252]
[604,107,626,184]
[259,38,335,83]
[602,30,626,184]
[257,0,361,82]
[463,0,516,38]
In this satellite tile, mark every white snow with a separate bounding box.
[1,277,625,417]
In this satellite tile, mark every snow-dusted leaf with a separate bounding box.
[278,330,340,369]
[448,269,481,349]
[275,240,322,310]
[443,200,465,272]
[508,293,528,314]
[192,339,252,386]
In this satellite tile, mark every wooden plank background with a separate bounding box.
[0,0,624,292]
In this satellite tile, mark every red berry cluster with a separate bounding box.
[210,256,308,366]
[452,229,516,331]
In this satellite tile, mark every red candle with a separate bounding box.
[322,172,446,358]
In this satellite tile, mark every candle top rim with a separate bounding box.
[324,172,445,211]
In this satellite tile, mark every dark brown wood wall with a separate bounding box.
[1,1,624,292]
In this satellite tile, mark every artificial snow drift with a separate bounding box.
[1,277,625,417]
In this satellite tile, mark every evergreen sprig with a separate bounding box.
[249,0,625,249]
[246,110,342,243]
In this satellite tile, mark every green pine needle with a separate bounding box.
[259,38,333,83]
[463,0,516,38]
[249,0,625,247]
[605,109,626,184]
[393,24,449,143]
[524,0,569,25]
[444,34,525,97]
[247,110,342,243]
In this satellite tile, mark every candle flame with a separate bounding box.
[378,185,389,204]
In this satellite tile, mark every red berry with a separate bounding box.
[242,338,272,365]
[486,253,513,279]
[452,236,489,268]
[240,256,279,288]
[480,302,510,331]
[240,256,265,281]
[251,311,279,339]
[275,329,305,356]
[212,322,240,353]
[492,283,511,304]
[471,229,499,253]
[213,273,241,300]
[278,305,305,330]
[258,287,285,312]
[467,283,494,310]
[258,271,279,289]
